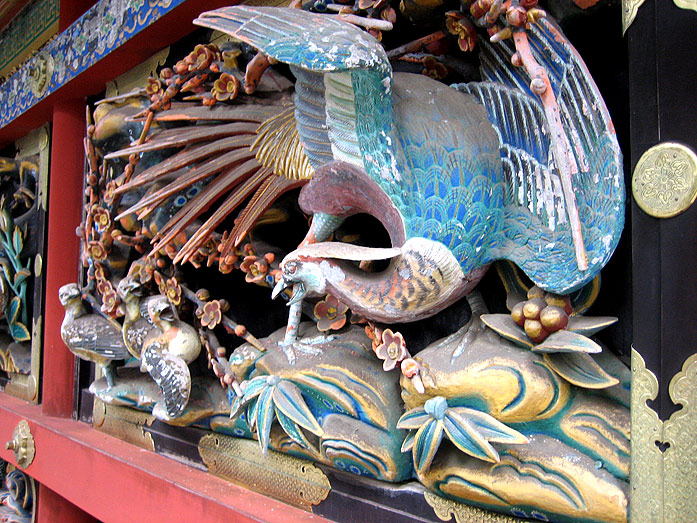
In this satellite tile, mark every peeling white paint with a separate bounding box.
[320,260,346,283]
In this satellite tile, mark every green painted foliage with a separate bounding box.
[9,321,30,342]
[231,375,324,455]
[11,226,22,255]
[8,296,20,324]
[480,312,620,390]
[543,352,619,389]
[398,396,528,475]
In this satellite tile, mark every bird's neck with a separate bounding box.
[63,301,85,323]
[123,297,140,323]
[320,238,475,323]
[155,318,178,340]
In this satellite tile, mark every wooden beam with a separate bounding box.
[59,0,96,32]
[0,394,330,523]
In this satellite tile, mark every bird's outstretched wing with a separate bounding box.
[194,7,405,210]
[141,342,191,419]
[455,18,624,293]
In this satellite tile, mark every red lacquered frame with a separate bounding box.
[0,2,332,521]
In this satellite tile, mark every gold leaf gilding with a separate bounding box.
[252,107,314,182]
[92,399,156,451]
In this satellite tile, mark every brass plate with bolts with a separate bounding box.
[199,433,330,508]
[92,399,155,452]
[632,142,697,218]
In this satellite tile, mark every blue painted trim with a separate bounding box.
[0,0,188,129]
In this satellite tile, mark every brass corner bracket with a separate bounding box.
[631,348,697,522]
[425,491,524,523]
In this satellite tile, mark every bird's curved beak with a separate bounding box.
[287,283,306,306]
[271,277,288,300]
[121,278,141,296]
[271,277,306,306]
[153,300,175,322]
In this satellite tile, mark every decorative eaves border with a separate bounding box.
[0,0,187,129]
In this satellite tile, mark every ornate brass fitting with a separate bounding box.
[5,420,35,468]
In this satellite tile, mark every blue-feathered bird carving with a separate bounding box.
[192,7,624,327]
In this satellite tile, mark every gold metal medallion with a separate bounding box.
[29,51,54,99]
[632,142,697,218]
[674,0,697,12]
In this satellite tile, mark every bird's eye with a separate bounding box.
[286,263,296,275]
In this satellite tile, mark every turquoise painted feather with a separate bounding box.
[195,7,624,324]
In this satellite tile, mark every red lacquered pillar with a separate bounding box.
[42,99,85,417]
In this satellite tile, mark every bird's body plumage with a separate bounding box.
[140,296,201,419]
[60,309,127,363]
[59,283,129,387]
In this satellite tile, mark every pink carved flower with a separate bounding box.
[87,240,107,261]
[129,259,155,285]
[314,294,349,332]
[100,287,121,317]
[240,255,268,284]
[94,264,107,282]
[96,278,121,317]
[166,278,182,305]
[445,11,477,52]
[400,357,419,378]
[400,357,435,395]
[153,272,182,306]
[96,277,111,296]
[212,73,240,102]
[103,181,117,206]
[374,329,407,371]
[91,206,111,233]
[365,323,383,351]
[184,44,215,72]
[165,279,182,306]
[145,76,163,98]
[422,56,448,80]
[200,300,223,329]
